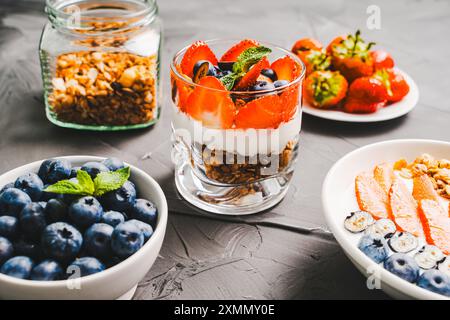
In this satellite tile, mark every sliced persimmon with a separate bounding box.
[413,174,440,203]
[355,172,391,220]
[373,163,394,194]
[389,178,423,237]
[418,199,450,255]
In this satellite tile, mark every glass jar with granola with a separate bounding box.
[39,0,162,130]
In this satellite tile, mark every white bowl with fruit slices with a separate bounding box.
[0,156,167,300]
[322,140,450,300]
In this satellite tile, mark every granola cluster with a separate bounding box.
[395,153,450,198]
[199,141,296,185]
[48,51,157,126]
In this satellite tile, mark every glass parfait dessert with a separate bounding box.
[170,39,305,214]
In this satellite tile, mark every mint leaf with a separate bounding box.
[77,170,95,195]
[233,46,272,73]
[220,73,242,90]
[93,167,131,197]
[44,180,87,195]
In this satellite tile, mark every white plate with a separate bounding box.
[303,69,419,122]
[322,139,450,300]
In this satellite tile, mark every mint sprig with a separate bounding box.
[220,46,272,90]
[44,167,131,197]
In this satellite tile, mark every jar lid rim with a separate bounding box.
[45,0,158,30]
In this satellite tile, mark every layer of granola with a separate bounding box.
[195,141,297,185]
[48,51,157,126]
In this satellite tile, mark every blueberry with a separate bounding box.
[69,196,103,229]
[19,202,47,241]
[69,166,81,179]
[81,162,109,179]
[384,253,420,283]
[102,158,125,171]
[0,256,34,279]
[0,188,32,217]
[43,159,72,184]
[30,260,63,281]
[44,198,68,223]
[0,237,13,265]
[129,219,153,242]
[192,60,219,83]
[38,201,47,209]
[0,216,19,239]
[41,222,83,262]
[0,183,14,194]
[129,199,157,228]
[84,223,114,259]
[250,80,275,92]
[261,68,277,81]
[38,159,53,182]
[13,238,42,260]
[273,80,289,88]
[102,210,125,227]
[14,173,44,201]
[417,269,450,297]
[101,180,136,212]
[358,234,389,263]
[111,221,144,258]
[67,257,105,277]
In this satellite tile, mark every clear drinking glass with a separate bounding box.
[170,40,305,215]
[39,0,162,131]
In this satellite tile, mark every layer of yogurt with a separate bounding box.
[171,103,301,157]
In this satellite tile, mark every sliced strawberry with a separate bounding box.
[234,57,270,90]
[343,77,387,113]
[371,50,394,70]
[181,41,218,78]
[235,95,283,129]
[185,76,235,129]
[220,39,259,62]
[271,56,302,82]
[172,64,193,112]
[280,83,301,122]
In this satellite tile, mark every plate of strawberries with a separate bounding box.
[293,31,419,122]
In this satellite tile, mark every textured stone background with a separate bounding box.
[0,0,449,299]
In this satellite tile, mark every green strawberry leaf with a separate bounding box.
[77,170,95,195]
[93,167,130,197]
[44,180,87,195]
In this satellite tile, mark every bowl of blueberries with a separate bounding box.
[0,156,168,299]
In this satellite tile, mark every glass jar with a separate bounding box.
[170,40,305,215]
[39,0,162,130]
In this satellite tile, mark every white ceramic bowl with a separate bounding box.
[0,156,168,300]
[322,139,450,300]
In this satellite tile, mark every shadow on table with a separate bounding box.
[5,90,158,150]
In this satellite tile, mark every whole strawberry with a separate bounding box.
[328,30,375,82]
[344,77,387,113]
[373,68,410,103]
[303,71,348,109]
